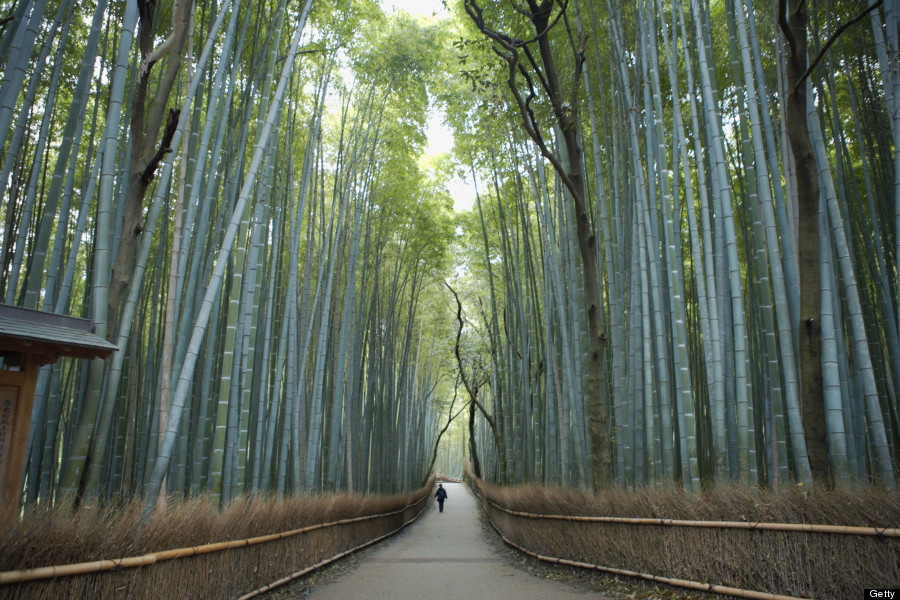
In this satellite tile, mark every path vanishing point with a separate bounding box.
[307,482,606,599]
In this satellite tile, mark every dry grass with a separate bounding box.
[0,480,431,600]
[471,472,900,600]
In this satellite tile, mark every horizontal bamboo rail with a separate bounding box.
[0,491,429,586]
[485,498,900,538]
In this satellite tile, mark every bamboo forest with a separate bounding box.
[1,0,899,517]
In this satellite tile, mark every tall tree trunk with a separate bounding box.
[468,399,482,479]
[779,0,827,480]
[465,0,611,488]
[108,0,191,336]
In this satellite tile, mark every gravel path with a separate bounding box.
[304,482,605,599]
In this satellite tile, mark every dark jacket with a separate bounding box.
[435,486,448,501]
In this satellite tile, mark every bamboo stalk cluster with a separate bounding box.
[458,0,900,489]
[0,1,453,509]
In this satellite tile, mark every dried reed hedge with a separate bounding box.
[0,478,432,600]
[470,471,900,600]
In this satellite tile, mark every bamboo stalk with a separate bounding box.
[484,498,900,537]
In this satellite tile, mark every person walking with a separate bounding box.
[435,483,448,512]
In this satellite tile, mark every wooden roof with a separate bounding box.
[0,304,117,364]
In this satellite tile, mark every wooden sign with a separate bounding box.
[0,384,16,492]
[0,369,33,513]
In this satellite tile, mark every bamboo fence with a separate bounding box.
[469,473,900,600]
[0,483,432,599]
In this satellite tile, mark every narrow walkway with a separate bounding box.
[307,482,602,599]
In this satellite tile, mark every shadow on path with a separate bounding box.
[307,482,603,599]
